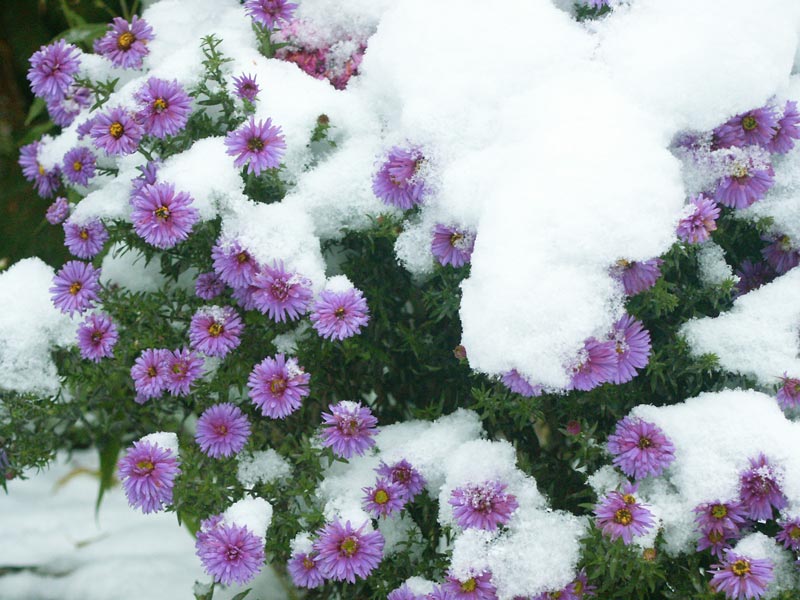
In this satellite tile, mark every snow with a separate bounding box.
[237,449,292,488]
[696,243,734,286]
[0,258,76,395]
[140,431,179,455]
[222,496,273,538]
[100,243,167,293]
[682,269,800,385]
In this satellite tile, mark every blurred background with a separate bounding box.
[0,0,134,269]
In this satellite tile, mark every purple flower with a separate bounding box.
[567,338,618,392]
[27,40,81,100]
[77,116,97,139]
[63,218,108,259]
[375,459,426,500]
[739,454,786,521]
[76,312,118,362]
[615,258,663,296]
[19,141,61,198]
[715,107,778,149]
[93,16,154,69]
[164,348,204,396]
[233,73,260,103]
[767,101,800,154]
[195,403,251,458]
[189,306,244,358]
[50,260,100,316]
[539,569,595,600]
[130,160,159,199]
[776,374,800,410]
[135,78,192,138]
[287,551,325,589]
[247,353,310,418]
[196,519,265,585]
[46,197,70,225]
[244,0,297,29]
[388,584,421,600]
[46,85,90,127]
[363,477,406,518]
[131,182,199,249]
[211,238,260,288]
[500,369,543,398]
[694,501,748,537]
[130,348,169,401]
[594,484,654,544]
[320,401,378,458]
[449,480,518,531]
[677,195,720,244]
[697,529,734,558]
[607,417,675,479]
[251,261,313,321]
[608,315,651,384]
[372,146,427,210]
[760,235,799,275]
[90,107,144,155]
[62,146,97,187]
[442,572,497,600]
[313,519,384,583]
[710,551,773,600]
[715,164,774,210]
[225,117,286,175]
[431,224,475,267]
[232,283,259,311]
[117,439,180,513]
[195,272,225,300]
[734,259,774,296]
[310,286,370,341]
[776,518,800,551]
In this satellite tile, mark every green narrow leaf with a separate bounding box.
[18,121,57,146]
[230,590,251,600]
[95,437,121,515]
[53,23,109,46]
[24,98,47,126]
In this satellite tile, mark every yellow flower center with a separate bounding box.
[215,424,228,436]
[117,32,135,50]
[79,229,89,240]
[109,122,124,139]
[237,251,249,263]
[789,525,800,540]
[731,559,751,577]
[154,206,170,220]
[208,322,223,337]
[339,537,358,557]
[136,460,154,471]
[711,504,728,519]
[642,548,657,561]
[573,580,584,593]
[732,164,749,179]
[460,579,477,593]
[374,490,389,505]
[741,115,758,131]
[302,557,315,569]
[153,98,167,112]
[69,282,82,295]
[623,494,636,505]
[247,137,264,151]
[269,377,287,395]
[614,508,633,525]
[449,232,463,247]
[73,161,83,172]
[708,531,724,543]
[334,306,346,319]
[637,437,652,449]
[38,164,46,175]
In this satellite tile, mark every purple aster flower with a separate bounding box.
[607,314,651,384]
[189,306,244,358]
[131,182,199,249]
[313,519,384,583]
[739,454,787,521]
[233,73,260,103]
[195,272,225,300]
[247,353,310,419]
[196,520,265,585]
[244,0,297,29]
[211,238,260,288]
[715,107,778,149]
[130,160,159,200]
[90,107,144,155]
[697,529,734,557]
[607,416,675,479]
[776,518,800,551]
[767,101,800,154]
[694,501,748,537]
[320,401,378,458]
[614,258,663,296]
[76,116,97,139]
[389,584,422,600]
[776,374,800,410]
[594,484,655,544]
[310,287,370,341]
[251,261,313,322]
[46,85,90,127]
[372,146,427,210]
[710,551,773,600]
[449,480,518,531]
[232,283,259,311]
[195,403,251,458]
[50,260,100,316]
[130,348,169,401]
[734,259,774,296]
[362,477,406,518]
[117,439,180,513]
[431,224,475,267]
[677,195,720,244]
[427,585,456,600]
[46,196,70,225]
[164,348,204,396]
[567,337,618,392]
[442,571,497,600]
[760,235,799,275]
[27,39,80,100]
[715,163,774,210]
[62,146,97,187]
[376,459,426,500]
[287,551,325,589]
[225,117,286,175]
[19,141,61,198]
[93,16,154,69]
[76,312,118,362]
[135,77,192,138]
[63,218,108,259]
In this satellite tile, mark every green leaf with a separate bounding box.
[53,23,109,46]
[24,98,47,126]
[230,590,251,600]
[18,121,57,146]
[95,437,121,515]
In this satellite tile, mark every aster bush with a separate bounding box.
[4,2,800,600]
